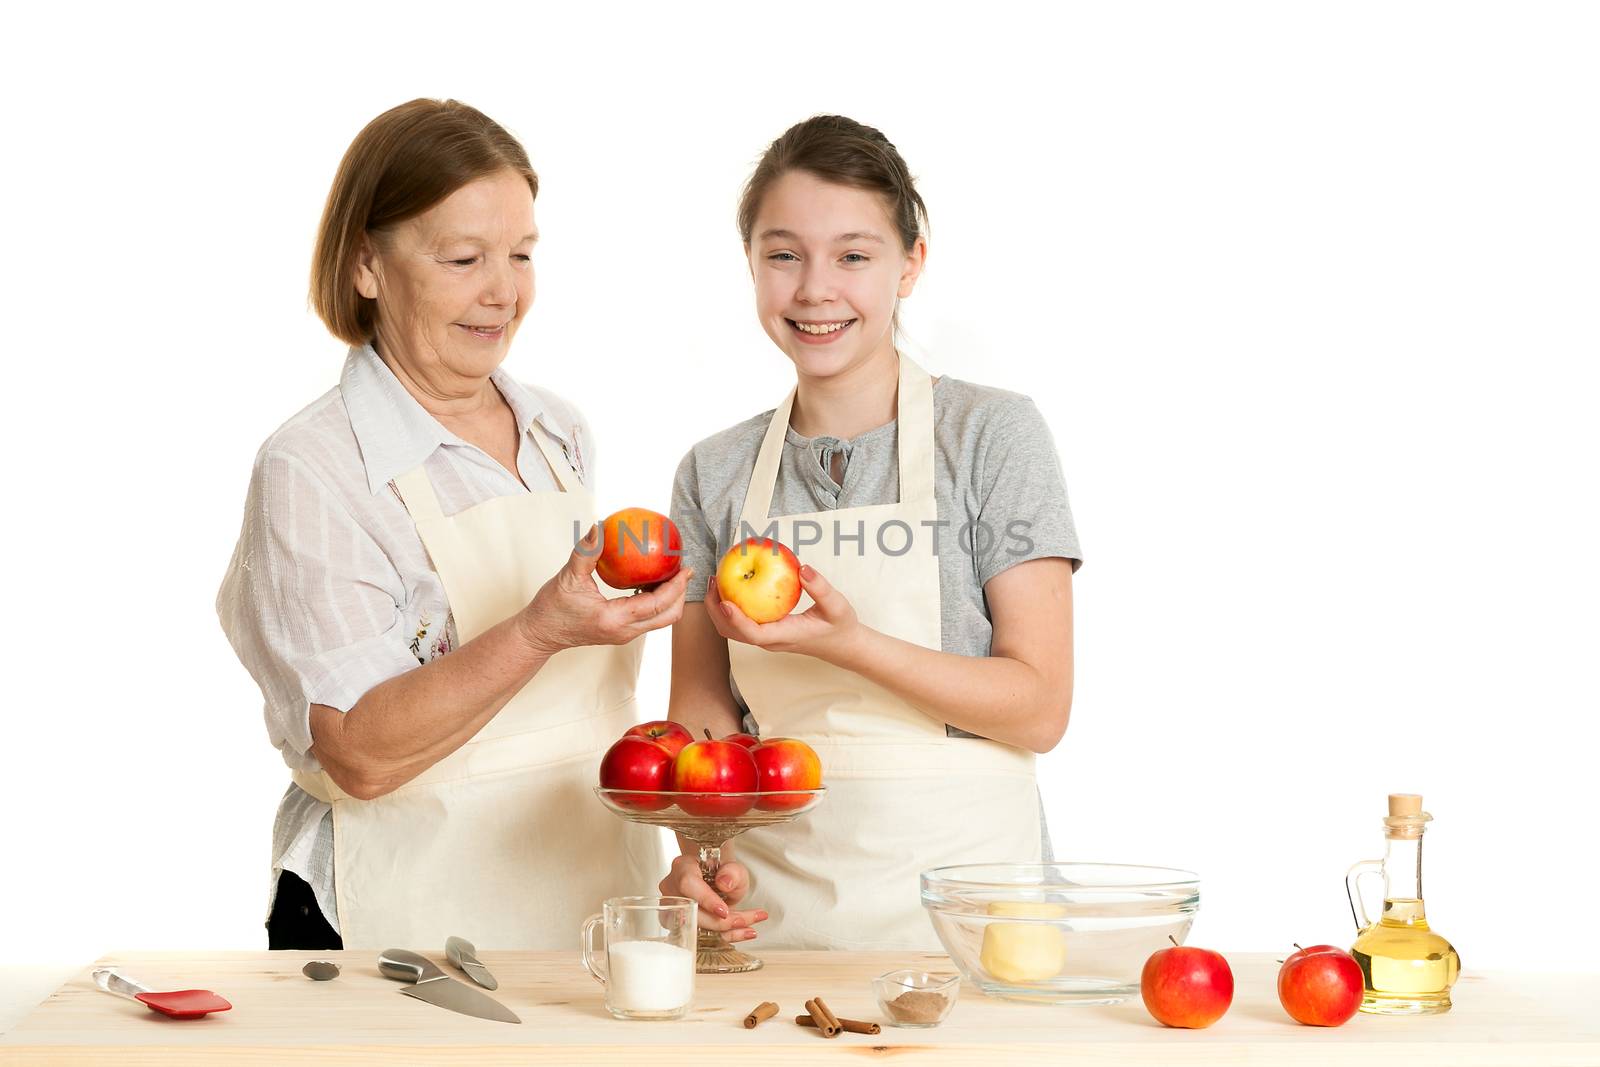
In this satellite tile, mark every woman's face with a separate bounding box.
[356,168,537,386]
[747,170,925,381]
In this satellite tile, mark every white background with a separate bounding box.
[2,0,1596,998]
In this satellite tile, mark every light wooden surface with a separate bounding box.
[3,950,1598,1065]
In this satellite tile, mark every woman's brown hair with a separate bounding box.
[310,99,538,346]
[737,115,927,251]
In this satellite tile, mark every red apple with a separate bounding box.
[598,736,675,811]
[624,720,695,759]
[752,737,822,811]
[722,732,761,750]
[1277,944,1363,1026]
[716,537,801,623]
[670,732,758,817]
[596,507,682,590]
[1141,937,1233,1028]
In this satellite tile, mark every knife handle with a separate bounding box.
[379,949,446,984]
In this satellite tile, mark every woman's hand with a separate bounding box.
[517,526,690,655]
[658,853,767,943]
[706,563,862,666]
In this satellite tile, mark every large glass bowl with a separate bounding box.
[920,862,1200,1004]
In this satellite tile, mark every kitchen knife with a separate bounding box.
[445,936,499,990]
[379,949,520,1024]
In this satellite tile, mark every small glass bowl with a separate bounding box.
[872,969,960,1028]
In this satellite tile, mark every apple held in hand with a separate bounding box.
[598,736,676,811]
[716,537,801,623]
[670,731,758,817]
[596,507,682,590]
[624,719,695,759]
[1141,937,1233,1028]
[1277,944,1363,1026]
[751,737,822,811]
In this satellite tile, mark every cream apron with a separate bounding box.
[730,355,1042,951]
[294,427,662,949]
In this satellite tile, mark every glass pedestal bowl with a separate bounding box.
[920,862,1200,1004]
[595,787,824,973]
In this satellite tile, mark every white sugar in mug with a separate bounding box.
[581,895,697,1020]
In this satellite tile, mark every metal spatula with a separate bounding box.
[92,968,232,1019]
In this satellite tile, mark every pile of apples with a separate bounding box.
[598,720,822,817]
[1141,938,1363,1028]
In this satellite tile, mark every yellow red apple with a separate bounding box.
[1277,944,1362,1026]
[751,737,822,811]
[716,537,801,623]
[598,736,675,811]
[596,507,682,590]
[1140,938,1233,1028]
[670,732,758,817]
[624,720,694,759]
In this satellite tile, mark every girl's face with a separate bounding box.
[747,170,925,381]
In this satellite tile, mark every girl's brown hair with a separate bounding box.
[737,115,928,251]
[310,99,538,346]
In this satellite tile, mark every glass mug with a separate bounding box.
[581,895,697,1020]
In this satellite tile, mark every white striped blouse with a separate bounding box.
[216,343,593,935]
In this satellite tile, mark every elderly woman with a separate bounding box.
[218,99,686,951]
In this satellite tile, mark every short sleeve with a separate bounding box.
[669,448,719,602]
[216,449,422,771]
[972,398,1083,587]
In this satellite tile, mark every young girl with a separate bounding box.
[661,115,1082,951]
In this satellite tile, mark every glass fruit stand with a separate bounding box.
[594,786,824,973]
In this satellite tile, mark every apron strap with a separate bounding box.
[528,423,582,494]
[392,464,445,522]
[895,356,935,505]
[738,353,936,528]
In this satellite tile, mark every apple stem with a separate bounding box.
[1295,943,1304,952]
[703,728,713,741]
[1168,935,1178,948]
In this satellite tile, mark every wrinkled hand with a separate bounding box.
[658,853,767,942]
[706,563,861,664]
[517,526,690,655]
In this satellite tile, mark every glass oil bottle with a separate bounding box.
[1345,793,1460,1014]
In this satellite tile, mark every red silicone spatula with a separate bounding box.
[93,967,232,1018]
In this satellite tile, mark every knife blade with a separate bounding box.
[445,935,499,990]
[379,949,520,1024]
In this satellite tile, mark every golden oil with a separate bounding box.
[1350,897,1460,1014]
[1345,794,1459,1015]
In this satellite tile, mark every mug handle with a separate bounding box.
[581,914,608,986]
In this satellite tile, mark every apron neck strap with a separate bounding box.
[528,423,582,493]
[392,463,445,522]
[739,353,935,528]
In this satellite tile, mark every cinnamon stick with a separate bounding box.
[804,997,840,1037]
[743,1001,778,1029]
[796,1014,881,1035]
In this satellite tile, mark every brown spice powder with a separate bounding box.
[886,989,949,1024]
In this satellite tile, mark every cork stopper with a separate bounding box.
[1389,793,1423,817]
[1383,792,1431,839]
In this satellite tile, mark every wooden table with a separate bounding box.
[3,950,1597,1065]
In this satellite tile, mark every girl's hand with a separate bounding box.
[706,563,862,665]
[658,854,767,942]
